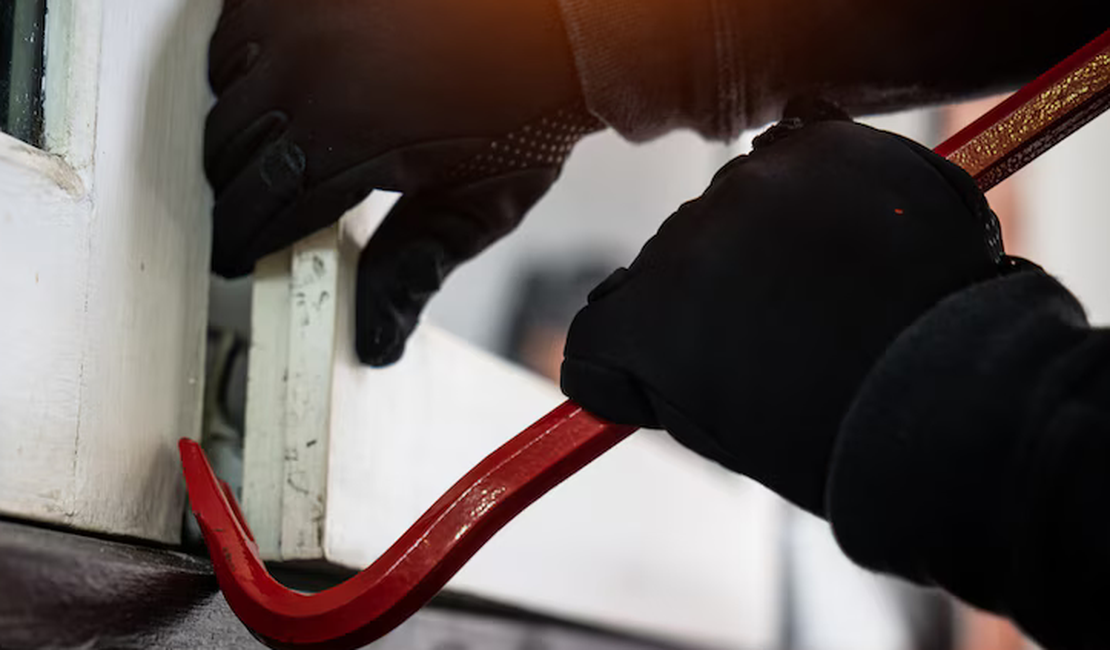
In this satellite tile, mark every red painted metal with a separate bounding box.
[180,402,637,650]
[181,26,1110,650]
[936,28,1110,191]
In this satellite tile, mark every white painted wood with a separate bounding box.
[0,0,218,543]
[243,194,782,648]
[281,229,341,558]
[242,251,293,557]
[0,133,91,524]
[42,1,102,174]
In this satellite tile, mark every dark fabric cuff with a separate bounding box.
[555,0,736,141]
[826,270,1089,612]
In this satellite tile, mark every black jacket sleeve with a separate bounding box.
[556,0,1110,140]
[826,269,1110,650]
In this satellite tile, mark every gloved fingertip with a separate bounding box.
[356,319,405,367]
[393,241,449,301]
[354,239,452,366]
[209,135,307,277]
[355,268,427,367]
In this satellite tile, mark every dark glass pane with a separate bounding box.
[1,0,46,147]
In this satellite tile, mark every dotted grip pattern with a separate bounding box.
[451,102,603,182]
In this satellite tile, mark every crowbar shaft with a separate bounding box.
[181,26,1110,650]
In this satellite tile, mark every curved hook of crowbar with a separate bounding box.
[180,400,637,650]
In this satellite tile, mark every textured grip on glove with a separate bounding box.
[451,102,602,182]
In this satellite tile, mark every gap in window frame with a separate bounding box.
[1,0,47,148]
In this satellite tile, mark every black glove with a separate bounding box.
[561,103,1014,515]
[205,0,602,365]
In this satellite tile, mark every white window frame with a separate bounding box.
[0,0,216,544]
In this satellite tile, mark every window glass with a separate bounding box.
[1,0,46,147]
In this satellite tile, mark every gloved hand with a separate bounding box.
[561,102,1015,515]
[205,0,601,365]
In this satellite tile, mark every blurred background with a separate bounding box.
[206,98,1110,650]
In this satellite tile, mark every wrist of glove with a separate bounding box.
[561,99,1013,516]
[205,0,602,365]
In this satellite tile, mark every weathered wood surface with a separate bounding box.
[0,0,217,542]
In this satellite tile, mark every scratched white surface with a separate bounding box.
[242,251,292,557]
[0,0,216,542]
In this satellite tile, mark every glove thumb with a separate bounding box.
[560,267,661,427]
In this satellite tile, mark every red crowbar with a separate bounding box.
[181,402,634,649]
[181,26,1110,650]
